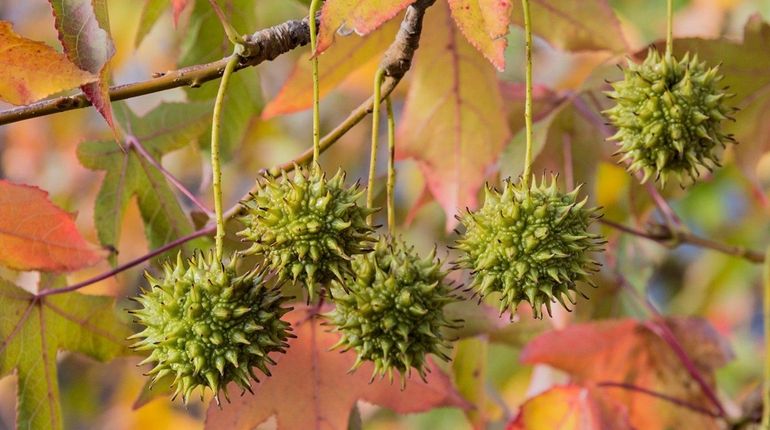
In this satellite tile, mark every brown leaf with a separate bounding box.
[397,2,510,229]
[520,318,733,429]
[205,309,470,430]
[0,21,96,105]
[0,180,104,272]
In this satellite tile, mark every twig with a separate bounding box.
[521,0,534,187]
[385,97,396,233]
[0,17,316,126]
[367,69,386,225]
[39,0,436,297]
[597,382,722,418]
[127,135,213,216]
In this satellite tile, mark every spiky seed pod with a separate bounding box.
[455,175,604,319]
[238,163,377,299]
[604,49,735,186]
[328,236,458,385]
[129,251,292,404]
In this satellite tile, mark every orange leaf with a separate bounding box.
[507,385,633,430]
[521,318,732,429]
[204,309,470,430]
[448,0,512,70]
[397,2,510,229]
[0,180,104,272]
[316,0,416,54]
[0,21,96,105]
[263,18,400,119]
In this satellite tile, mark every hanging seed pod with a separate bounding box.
[129,251,292,404]
[328,236,459,385]
[604,49,735,186]
[455,175,604,319]
[238,163,378,299]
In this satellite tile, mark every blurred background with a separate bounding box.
[1,0,770,428]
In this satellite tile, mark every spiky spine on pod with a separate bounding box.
[238,163,377,299]
[455,175,604,319]
[327,236,458,386]
[129,251,293,404]
[603,49,735,186]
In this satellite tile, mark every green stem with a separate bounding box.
[385,97,396,233]
[761,247,770,430]
[666,0,673,58]
[521,0,533,188]
[367,69,386,225]
[211,49,240,261]
[309,0,322,163]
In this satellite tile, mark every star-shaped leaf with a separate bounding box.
[205,309,470,429]
[0,277,131,430]
[77,102,211,264]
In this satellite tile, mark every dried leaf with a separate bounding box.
[0,21,96,105]
[316,0,415,54]
[398,2,510,229]
[0,180,104,272]
[205,309,470,430]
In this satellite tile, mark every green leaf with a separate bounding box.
[179,0,262,159]
[510,0,628,53]
[77,102,210,264]
[135,0,171,48]
[0,277,131,430]
[452,337,488,428]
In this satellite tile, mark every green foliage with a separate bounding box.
[328,236,457,383]
[456,175,604,318]
[238,164,377,298]
[78,102,210,264]
[130,251,292,403]
[0,277,131,430]
[604,49,734,186]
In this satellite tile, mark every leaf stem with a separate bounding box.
[521,0,534,188]
[666,0,674,58]
[367,69,386,225]
[760,247,770,429]
[309,0,322,162]
[386,97,396,233]
[211,50,240,261]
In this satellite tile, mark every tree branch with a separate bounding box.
[0,16,316,126]
[37,0,436,297]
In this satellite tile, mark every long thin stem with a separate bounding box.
[666,0,674,58]
[367,69,386,225]
[385,97,396,233]
[309,0,322,162]
[521,0,534,188]
[211,51,240,261]
[763,245,770,428]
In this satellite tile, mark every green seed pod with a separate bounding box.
[238,163,377,299]
[604,49,735,186]
[328,236,458,385]
[129,251,292,404]
[455,176,604,319]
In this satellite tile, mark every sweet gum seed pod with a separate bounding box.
[455,175,604,319]
[604,49,735,186]
[129,250,293,404]
[328,236,459,386]
[238,163,377,299]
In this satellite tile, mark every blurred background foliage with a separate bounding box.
[2,0,770,428]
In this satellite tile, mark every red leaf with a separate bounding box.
[48,0,116,129]
[397,2,510,229]
[172,0,190,26]
[448,0,512,70]
[205,309,470,430]
[0,180,104,272]
[507,385,633,430]
[521,318,733,429]
[316,0,416,54]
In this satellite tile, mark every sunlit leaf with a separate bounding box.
[0,180,104,272]
[316,0,415,54]
[447,0,512,70]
